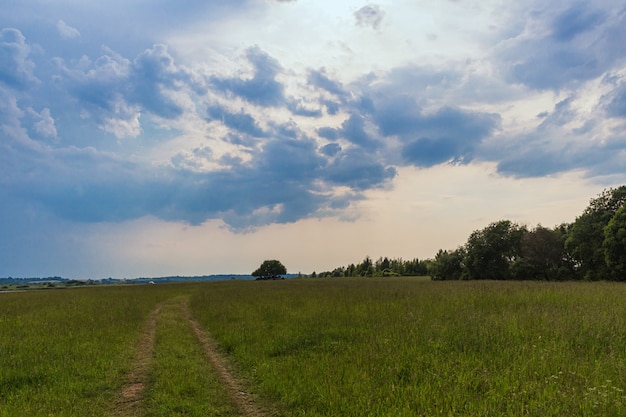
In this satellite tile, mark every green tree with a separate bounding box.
[603,204,626,280]
[516,225,566,280]
[464,220,527,280]
[357,256,373,276]
[566,186,626,280]
[431,248,466,280]
[252,260,287,279]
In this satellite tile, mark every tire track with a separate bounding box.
[109,298,268,417]
[109,302,163,417]
[182,301,269,417]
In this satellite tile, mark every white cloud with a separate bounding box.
[0,28,39,90]
[31,107,58,138]
[99,98,142,138]
[56,20,81,39]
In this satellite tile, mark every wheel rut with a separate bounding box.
[109,302,163,416]
[182,300,268,417]
[109,297,268,417]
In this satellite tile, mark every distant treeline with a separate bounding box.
[0,275,272,288]
[312,256,430,278]
[314,186,626,281]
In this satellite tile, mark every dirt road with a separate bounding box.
[109,298,268,417]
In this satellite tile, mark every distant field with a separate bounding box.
[2,278,626,416]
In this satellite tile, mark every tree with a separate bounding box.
[566,186,626,280]
[464,220,527,280]
[252,260,287,279]
[357,256,373,276]
[431,248,466,280]
[514,225,566,280]
[603,204,626,280]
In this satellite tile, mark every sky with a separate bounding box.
[2,0,626,279]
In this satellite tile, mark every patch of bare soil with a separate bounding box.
[109,302,163,417]
[182,301,269,417]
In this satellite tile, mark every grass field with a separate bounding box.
[2,278,626,416]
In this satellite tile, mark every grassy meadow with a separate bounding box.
[2,278,626,416]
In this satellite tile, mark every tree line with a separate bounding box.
[310,186,626,281]
[431,186,626,281]
[312,256,430,278]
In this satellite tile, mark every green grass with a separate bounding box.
[3,278,626,416]
[143,298,237,416]
[0,285,177,416]
[189,278,626,416]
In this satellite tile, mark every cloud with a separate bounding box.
[56,20,81,39]
[320,143,341,157]
[491,96,626,178]
[4,0,626,236]
[307,68,347,97]
[211,46,286,107]
[55,44,190,137]
[603,79,626,118]
[207,105,267,137]
[287,99,323,117]
[2,119,377,230]
[338,113,380,149]
[129,44,187,119]
[550,5,606,42]
[497,3,626,90]
[0,28,39,90]
[354,4,385,30]
[317,126,340,140]
[324,148,396,190]
[371,95,501,166]
[28,107,57,138]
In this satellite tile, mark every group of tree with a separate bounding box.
[431,186,626,281]
[313,256,430,278]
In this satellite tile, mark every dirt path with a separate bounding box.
[109,302,163,417]
[109,298,268,417]
[182,301,269,417]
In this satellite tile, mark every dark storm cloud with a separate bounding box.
[324,148,396,190]
[211,46,286,107]
[339,113,379,149]
[371,95,500,166]
[1,117,391,230]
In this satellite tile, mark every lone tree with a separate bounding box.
[252,260,287,280]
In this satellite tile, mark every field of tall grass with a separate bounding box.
[190,278,626,416]
[0,285,177,416]
[2,278,626,416]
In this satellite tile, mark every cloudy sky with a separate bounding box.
[2,0,626,278]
